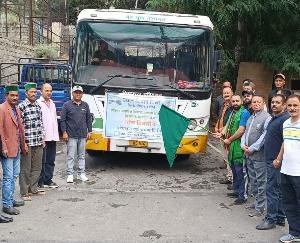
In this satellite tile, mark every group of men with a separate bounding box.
[214,74,300,243]
[0,83,92,223]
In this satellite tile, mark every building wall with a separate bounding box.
[236,62,274,98]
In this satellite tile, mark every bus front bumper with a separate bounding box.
[86,133,208,154]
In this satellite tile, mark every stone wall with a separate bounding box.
[0,37,35,63]
[0,37,35,84]
[236,62,274,97]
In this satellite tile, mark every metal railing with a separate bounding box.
[0,0,72,56]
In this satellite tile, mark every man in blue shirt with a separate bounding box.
[256,94,289,230]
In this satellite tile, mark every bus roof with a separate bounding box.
[77,9,213,30]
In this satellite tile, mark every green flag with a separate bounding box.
[159,105,190,167]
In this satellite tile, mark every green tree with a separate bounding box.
[146,0,300,83]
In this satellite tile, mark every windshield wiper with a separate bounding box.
[90,74,153,94]
[132,83,196,100]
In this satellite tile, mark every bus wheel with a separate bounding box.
[176,154,190,161]
[86,150,99,156]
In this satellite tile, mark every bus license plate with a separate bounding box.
[129,140,148,148]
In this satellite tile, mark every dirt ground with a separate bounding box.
[0,137,287,242]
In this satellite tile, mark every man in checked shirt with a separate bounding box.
[18,83,45,201]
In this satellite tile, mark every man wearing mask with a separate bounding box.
[0,84,27,217]
[256,94,289,230]
[37,83,59,188]
[19,83,45,201]
[241,95,270,217]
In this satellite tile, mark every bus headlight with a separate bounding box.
[188,119,197,130]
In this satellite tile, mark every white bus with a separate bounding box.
[72,9,214,157]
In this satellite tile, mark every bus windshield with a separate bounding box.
[73,21,212,90]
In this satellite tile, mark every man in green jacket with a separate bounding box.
[217,94,250,204]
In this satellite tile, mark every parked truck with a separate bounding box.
[0,58,71,117]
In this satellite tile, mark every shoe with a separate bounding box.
[245,204,255,210]
[67,175,74,183]
[21,194,32,201]
[13,200,25,207]
[28,190,46,196]
[44,182,59,188]
[79,173,89,182]
[234,198,247,205]
[2,207,20,215]
[276,219,286,227]
[219,179,231,184]
[0,214,13,223]
[248,209,264,217]
[279,234,300,243]
[256,220,276,230]
[227,192,238,198]
[227,184,233,190]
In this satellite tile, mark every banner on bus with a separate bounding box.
[103,92,177,141]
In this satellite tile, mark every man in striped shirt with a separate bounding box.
[273,94,300,243]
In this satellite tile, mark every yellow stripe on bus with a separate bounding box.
[85,133,208,154]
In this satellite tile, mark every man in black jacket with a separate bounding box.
[60,85,92,184]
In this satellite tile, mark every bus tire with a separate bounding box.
[86,150,99,156]
[176,154,190,161]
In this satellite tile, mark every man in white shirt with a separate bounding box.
[273,94,300,243]
[37,84,60,188]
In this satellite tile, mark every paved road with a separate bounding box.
[0,139,287,242]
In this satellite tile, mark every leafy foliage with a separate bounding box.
[35,44,59,59]
[146,0,300,81]
[61,0,299,80]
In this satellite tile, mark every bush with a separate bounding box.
[0,13,19,26]
[34,44,59,59]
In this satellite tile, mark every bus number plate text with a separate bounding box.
[129,140,148,148]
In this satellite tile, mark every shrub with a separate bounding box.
[34,44,59,59]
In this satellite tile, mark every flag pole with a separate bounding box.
[199,125,227,157]
[199,125,225,142]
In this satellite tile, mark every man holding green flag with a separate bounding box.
[159,105,190,167]
[215,94,250,204]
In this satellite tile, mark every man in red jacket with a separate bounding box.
[0,84,27,216]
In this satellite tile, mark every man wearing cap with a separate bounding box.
[242,79,256,93]
[60,85,92,183]
[37,83,59,188]
[18,82,45,200]
[0,84,27,216]
[242,90,254,114]
[267,73,293,112]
